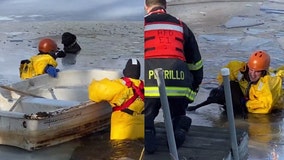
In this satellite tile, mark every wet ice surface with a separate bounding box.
[165,0,284,159]
[224,17,264,29]
[0,0,144,85]
[0,0,144,21]
[0,21,144,85]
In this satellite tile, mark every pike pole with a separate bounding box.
[221,68,239,160]
[154,68,179,160]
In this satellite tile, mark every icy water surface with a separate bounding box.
[187,86,284,160]
[70,130,144,160]
[0,130,144,160]
[0,0,144,21]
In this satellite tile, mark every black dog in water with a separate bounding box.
[187,82,248,117]
[187,86,225,111]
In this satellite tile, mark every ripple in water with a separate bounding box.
[70,130,144,160]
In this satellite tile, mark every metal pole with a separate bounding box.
[154,68,179,160]
[221,68,240,160]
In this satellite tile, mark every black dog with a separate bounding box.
[187,81,247,117]
[187,86,225,111]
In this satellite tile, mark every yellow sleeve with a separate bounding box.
[276,65,284,71]
[30,54,58,75]
[246,76,282,114]
[276,70,284,78]
[216,61,246,85]
[88,78,130,107]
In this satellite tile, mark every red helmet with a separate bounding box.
[38,38,58,53]
[247,50,270,71]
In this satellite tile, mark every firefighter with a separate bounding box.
[88,59,144,140]
[144,0,203,154]
[19,38,65,80]
[190,50,284,116]
[216,50,284,114]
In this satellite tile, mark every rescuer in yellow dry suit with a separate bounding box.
[19,38,66,80]
[189,50,284,116]
[88,59,144,140]
[216,50,284,114]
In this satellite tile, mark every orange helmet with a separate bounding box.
[38,38,58,53]
[247,50,270,71]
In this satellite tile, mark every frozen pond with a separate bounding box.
[0,0,144,21]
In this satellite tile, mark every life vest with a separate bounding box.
[112,77,144,112]
[19,59,34,80]
[144,9,185,61]
[19,54,57,80]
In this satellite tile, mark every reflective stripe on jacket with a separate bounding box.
[145,86,196,101]
[145,58,196,101]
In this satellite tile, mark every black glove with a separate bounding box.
[56,50,66,58]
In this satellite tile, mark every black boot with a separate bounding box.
[145,129,157,154]
[172,116,192,148]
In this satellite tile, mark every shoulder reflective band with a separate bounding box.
[145,23,183,33]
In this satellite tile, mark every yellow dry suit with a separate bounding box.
[19,54,57,80]
[217,60,284,114]
[88,77,144,140]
